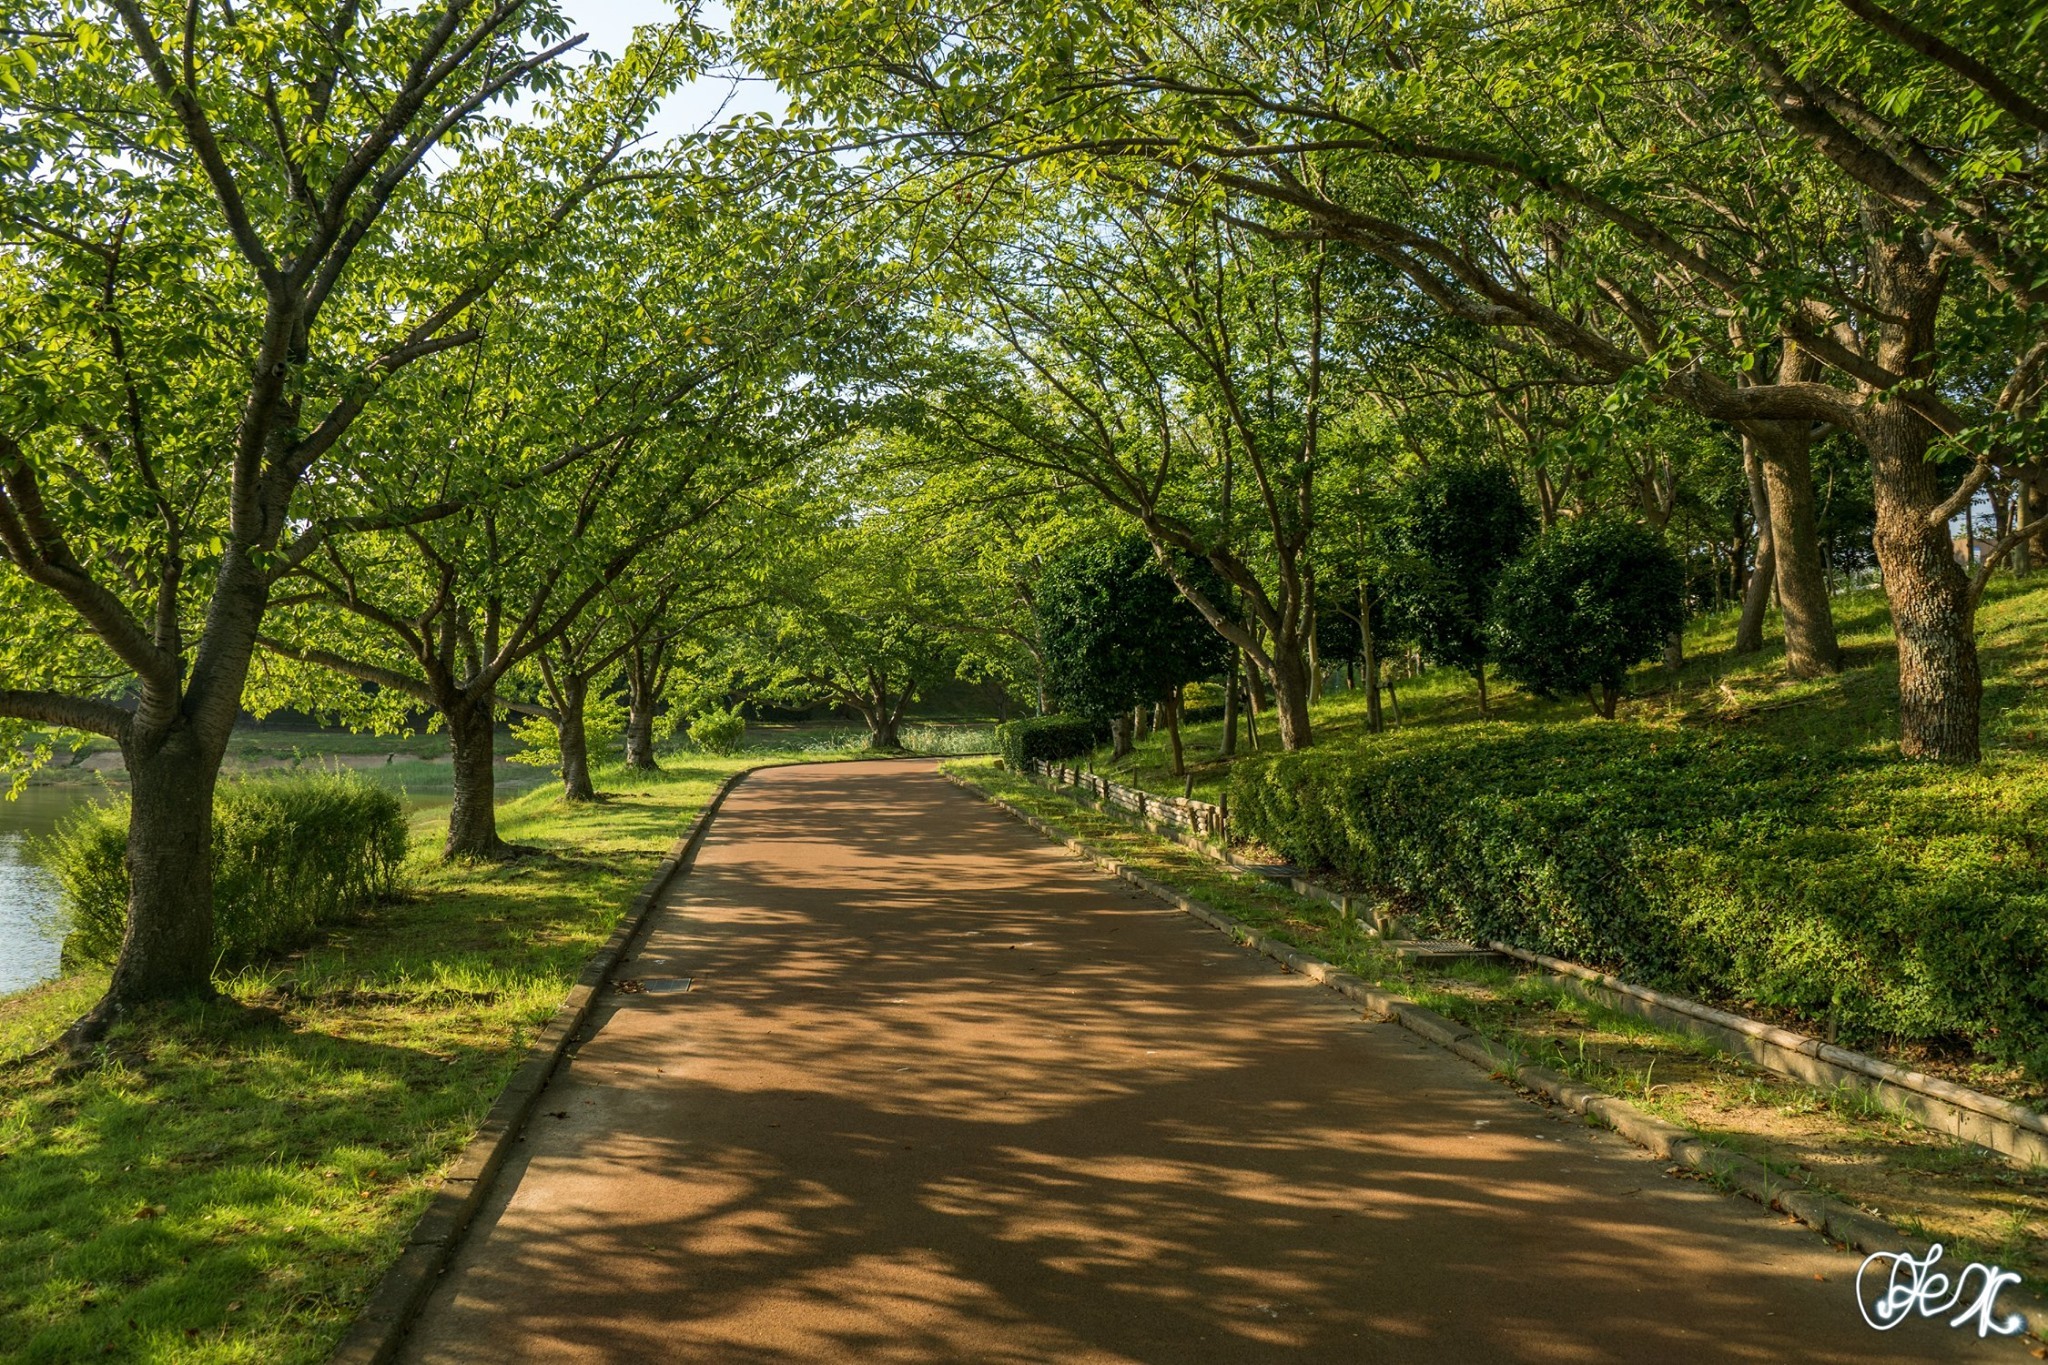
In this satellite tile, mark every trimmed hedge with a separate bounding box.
[1228,724,2048,1070]
[996,714,1101,772]
[49,773,409,971]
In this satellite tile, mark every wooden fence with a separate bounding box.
[1026,759,1228,839]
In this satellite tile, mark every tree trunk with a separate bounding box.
[1111,715,1133,758]
[1734,439,1777,654]
[558,676,595,803]
[1748,403,1842,677]
[1862,223,1980,762]
[2017,478,2033,577]
[865,704,901,750]
[1360,582,1383,735]
[624,659,660,771]
[445,693,506,859]
[1165,688,1185,777]
[1221,649,1240,756]
[1264,646,1314,751]
[1132,704,1150,740]
[70,731,222,1038]
[1597,681,1620,719]
[1867,408,1981,761]
[1474,667,1490,715]
[1663,631,1684,670]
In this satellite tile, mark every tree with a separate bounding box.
[1385,464,1535,713]
[761,502,963,750]
[0,3,670,1039]
[1489,519,1687,718]
[1035,536,1230,771]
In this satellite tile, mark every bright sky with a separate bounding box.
[556,0,789,140]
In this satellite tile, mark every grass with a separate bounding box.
[0,753,832,1364]
[1092,574,2048,803]
[945,756,2048,1292]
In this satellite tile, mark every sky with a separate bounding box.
[556,0,790,140]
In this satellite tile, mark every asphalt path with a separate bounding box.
[399,759,2029,1363]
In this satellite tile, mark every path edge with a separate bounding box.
[325,765,757,1365]
[942,769,2048,1339]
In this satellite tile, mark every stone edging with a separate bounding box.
[1486,940,2048,1169]
[325,767,756,1365]
[1020,767,2048,1171]
[944,770,2048,1337]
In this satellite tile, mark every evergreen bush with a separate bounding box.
[996,714,1101,771]
[1229,725,2048,1071]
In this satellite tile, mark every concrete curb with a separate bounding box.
[325,766,757,1365]
[945,770,2048,1337]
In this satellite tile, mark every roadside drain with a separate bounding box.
[614,977,694,995]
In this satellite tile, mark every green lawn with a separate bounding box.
[0,756,817,1364]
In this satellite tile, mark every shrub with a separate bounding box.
[50,772,408,971]
[996,714,1101,771]
[686,705,747,755]
[1384,463,1534,689]
[1228,725,2048,1071]
[1489,518,1686,716]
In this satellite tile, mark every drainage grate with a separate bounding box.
[615,977,694,995]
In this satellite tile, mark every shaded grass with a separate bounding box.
[0,755,822,1364]
[947,757,2048,1290]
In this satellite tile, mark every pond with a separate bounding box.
[0,784,109,995]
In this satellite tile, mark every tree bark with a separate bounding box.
[1111,715,1133,758]
[1221,649,1240,756]
[1748,401,1843,676]
[1734,438,1778,654]
[1360,581,1383,734]
[1862,224,1981,762]
[624,644,661,771]
[1265,646,1314,750]
[1165,687,1185,777]
[1474,667,1490,715]
[445,694,506,859]
[71,731,222,1038]
[1597,682,1620,719]
[557,675,594,803]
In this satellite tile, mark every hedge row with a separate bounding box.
[1227,724,2048,1070]
[996,714,1101,772]
[51,772,409,970]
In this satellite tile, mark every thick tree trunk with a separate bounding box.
[445,694,506,859]
[1597,682,1620,719]
[1132,704,1150,741]
[624,642,663,771]
[1663,631,1684,670]
[558,676,594,803]
[1750,413,1842,677]
[1734,439,1777,655]
[70,731,222,1040]
[1863,224,1980,762]
[1867,408,1981,761]
[2017,478,2033,577]
[1264,645,1314,751]
[1165,688,1185,777]
[1110,715,1133,759]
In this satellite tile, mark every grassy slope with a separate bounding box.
[1100,575,2048,802]
[0,756,811,1365]
[945,758,2048,1290]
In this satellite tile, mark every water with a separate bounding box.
[0,785,109,994]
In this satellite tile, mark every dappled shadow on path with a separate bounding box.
[401,762,2012,1365]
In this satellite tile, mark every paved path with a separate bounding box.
[400,760,2026,1363]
